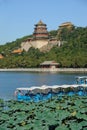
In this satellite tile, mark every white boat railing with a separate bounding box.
[16,84,87,94]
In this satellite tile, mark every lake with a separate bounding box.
[0,71,86,100]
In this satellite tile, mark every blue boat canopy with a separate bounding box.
[76,76,87,84]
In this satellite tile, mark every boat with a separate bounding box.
[15,76,87,102]
[76,76,87,84]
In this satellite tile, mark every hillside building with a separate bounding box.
[12,49,23,54]
[0,54,4,59]
[33,20,49,40]
[59,22,74,29]
[21,20,63,52]
[40,61,59,68]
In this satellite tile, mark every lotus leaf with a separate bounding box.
[0,113,9,121]
[58,110,70,123]
[0,108,3,112]
[0,96,87,129]
[42,125,49,130]
[35,111,43,119]
[83,128,87,130]
[14,125,29,130]
[14,111,27,118]
[70,122,82,130]
[55,125,69,130]
[0,124,7,130]
[31,119,43,129]
[80,121,87,127]
[80,108,87,114]
[76,112,86,120]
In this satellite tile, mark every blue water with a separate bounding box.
[0,71,86,100]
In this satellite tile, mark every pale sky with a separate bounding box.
[0,0,87,44]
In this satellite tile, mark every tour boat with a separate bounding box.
[76,76,87,85]
[15,76,87,102]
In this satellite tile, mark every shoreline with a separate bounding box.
[0,68,87,73]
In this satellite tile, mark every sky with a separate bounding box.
[0,0,87,45]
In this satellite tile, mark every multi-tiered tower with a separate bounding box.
[33,20,49,40]
[21,20,60,52]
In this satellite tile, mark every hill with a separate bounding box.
[0,23,87,68]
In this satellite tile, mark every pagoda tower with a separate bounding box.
[33,20,49,40]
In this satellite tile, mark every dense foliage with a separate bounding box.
[0,96,87,130]
[0,26,87,68]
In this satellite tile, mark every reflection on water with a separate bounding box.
[0,72,86,100]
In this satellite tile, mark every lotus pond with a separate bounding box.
[0,96,87,130]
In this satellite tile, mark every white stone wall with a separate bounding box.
[21,39,48,51]
[21,41,32,51]
[31,40,48,49]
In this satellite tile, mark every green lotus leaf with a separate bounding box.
[15,117,26,124]
[58,110,70,122]
[74,100,83,107]
[76,112,87,120]
[23,124,34,130]
[79,108,87,114]
[0,113,9,121]
[0,97,87,130]
[32,120,42,128]
[13,125,21,130]
[0,128,6,130]
[0,124,7,130]
[42,114,58,126]
[83,128,87,130]
[80,121,87,127]
[14,111,27,118]
[42,125,49,130]
[70,122,82,130]
[14,125,28,130]
[81,114,87,121]
[35,112,42,120]
[55,125,69,130]
[32,126,44,130]
[6,117,16,124]
[80,97,87,103]
[0,108,3,112]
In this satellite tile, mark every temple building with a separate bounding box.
[12,48,23,54]
[0,54,4,59]
[33,20,49,40]
[59,22,74,29]
[21,20,49,51]
[40,61,59,68]
[21,20,62,52]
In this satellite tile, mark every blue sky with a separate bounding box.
[0,0,87,45]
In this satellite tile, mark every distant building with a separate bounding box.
[57,22,74,41]
[12,49,23,54]
[33,20,49,40]
[21,20,49,51]
[0,54,4,59]
[59,22,74,29]
[21,20,67,52]
[40,61,59,68]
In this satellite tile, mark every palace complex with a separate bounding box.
[20,20,74,52]
[21,20,61,52]
[59,22,74,29]
[33,20,49,40]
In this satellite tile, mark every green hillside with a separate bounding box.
[0,26,87,68]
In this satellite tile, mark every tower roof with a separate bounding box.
[59,22,74,27]
[36,20,46,25]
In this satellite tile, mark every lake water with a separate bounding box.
[0,71,86,100]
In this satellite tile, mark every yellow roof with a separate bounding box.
[12,49,23,54]
[59,22,73,27]
[0,54,4,59]
[37,20,45,25]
